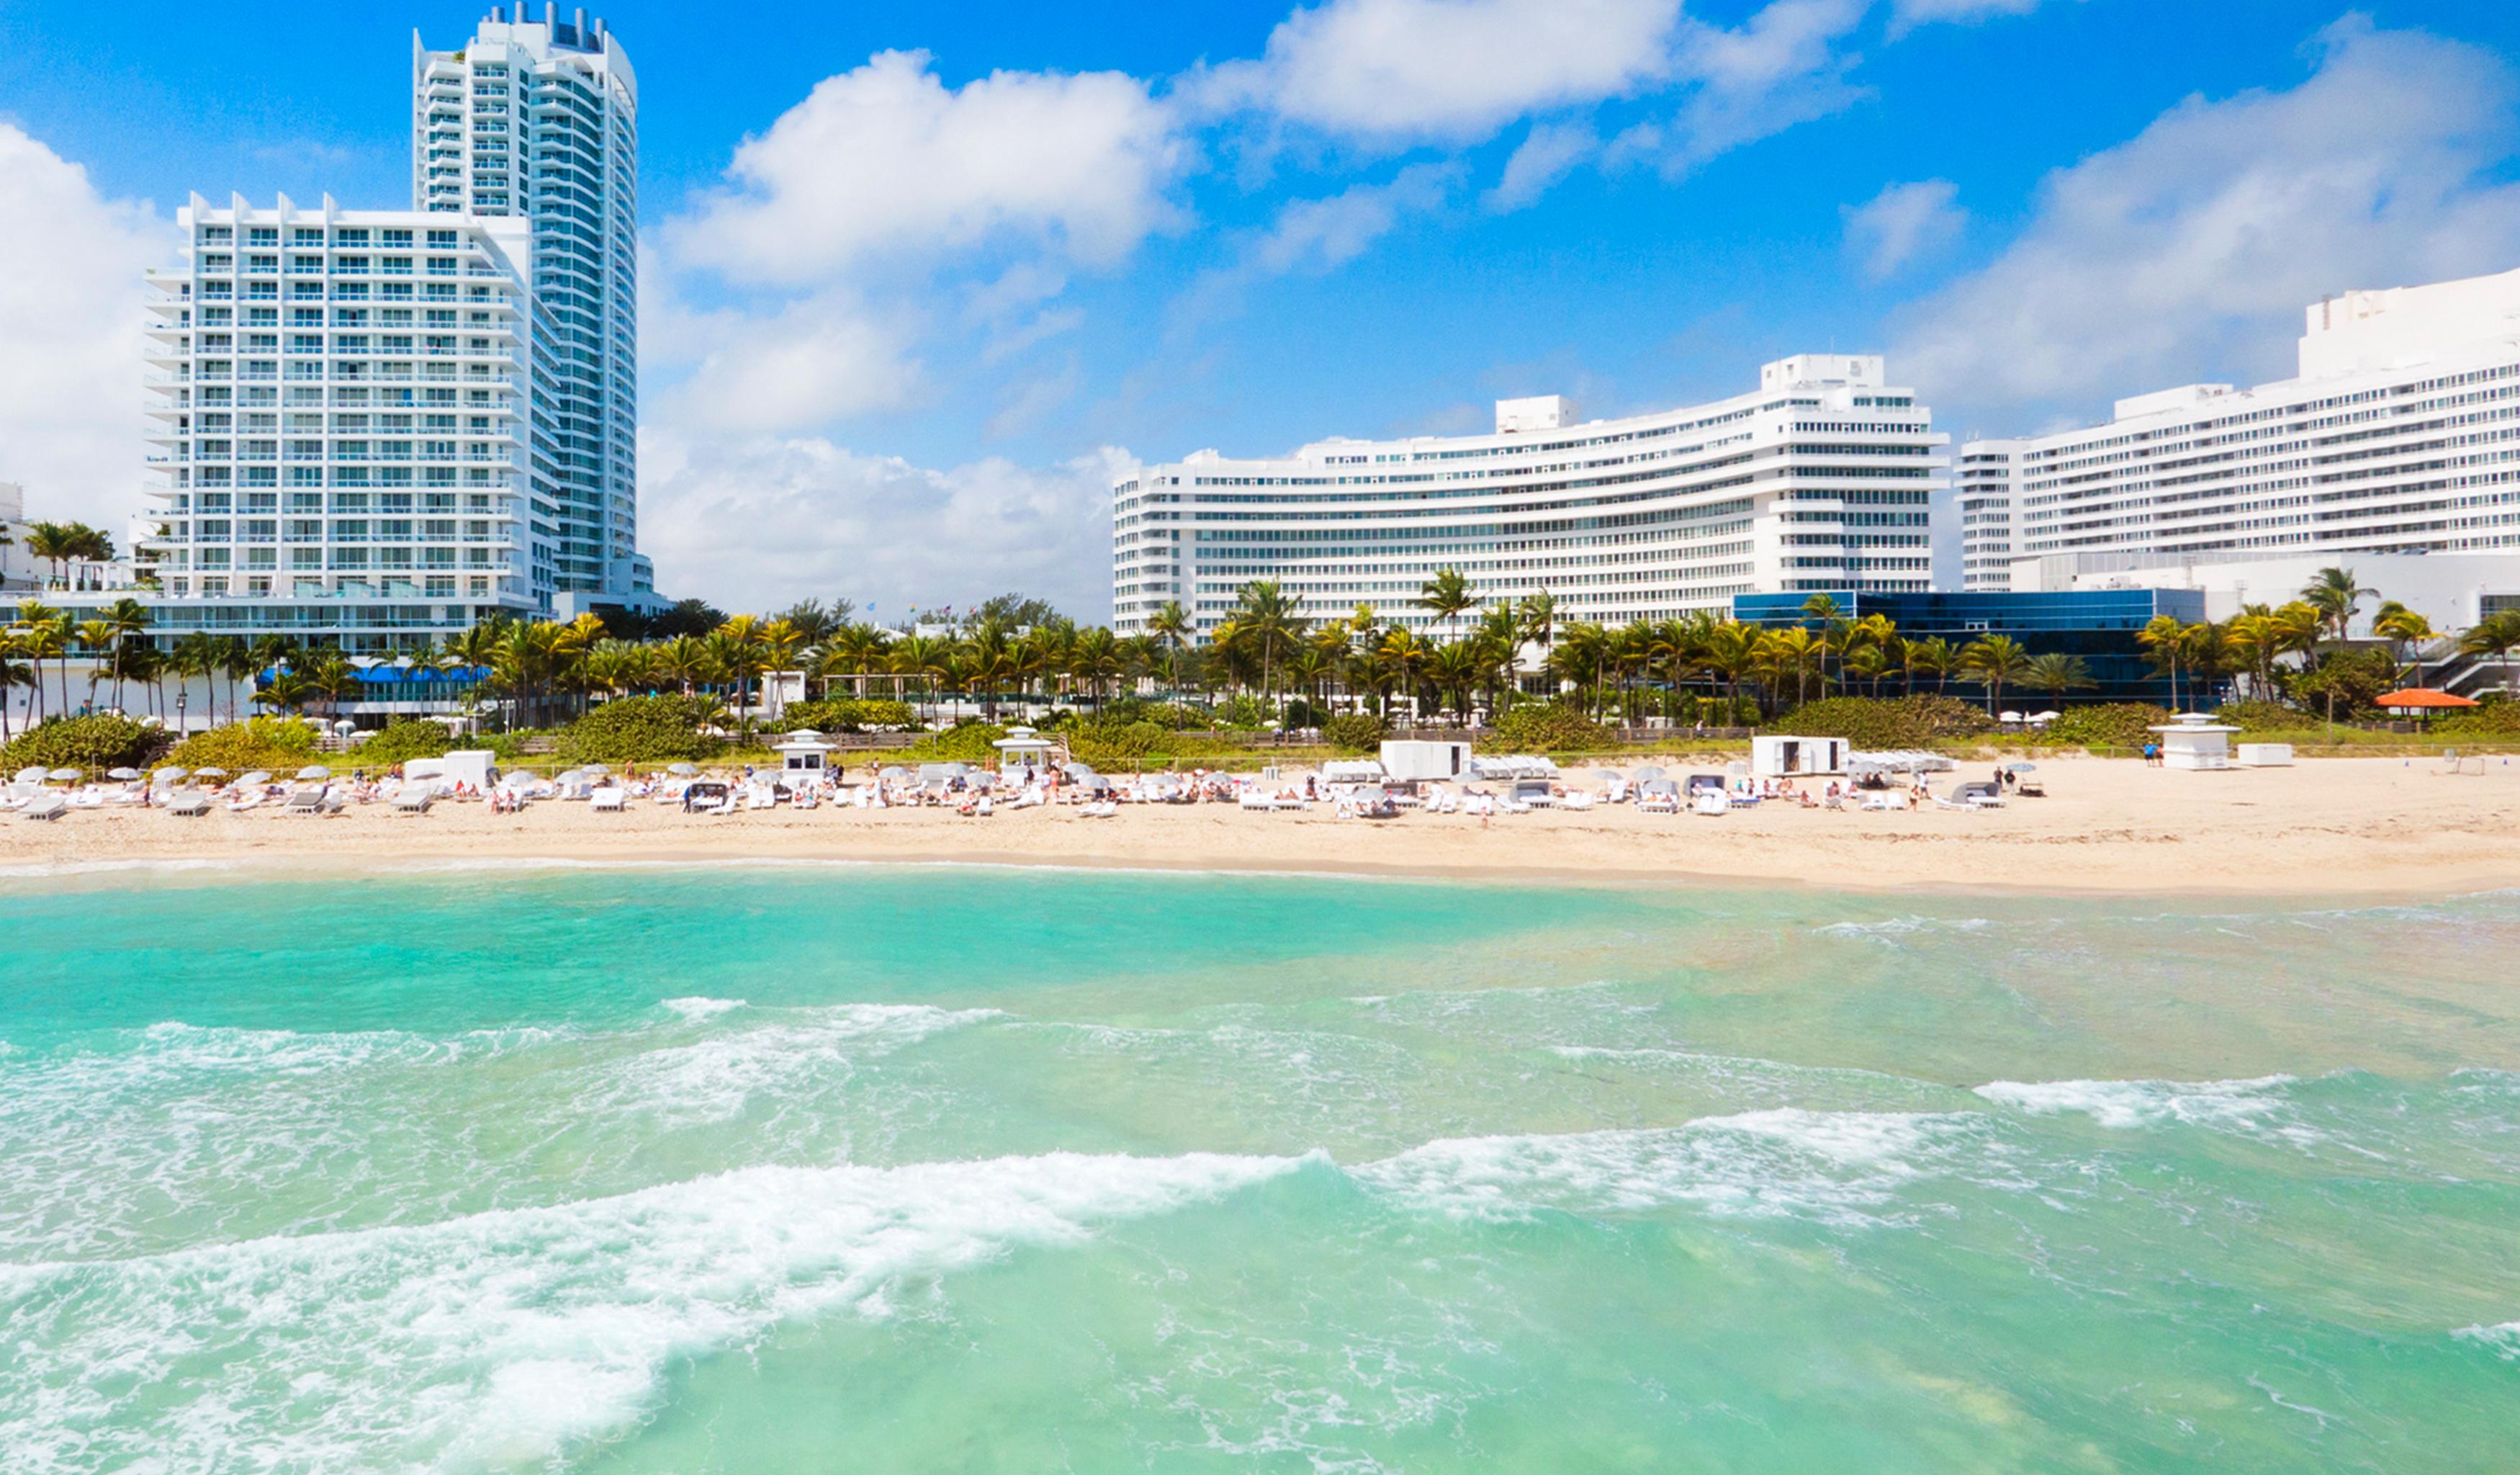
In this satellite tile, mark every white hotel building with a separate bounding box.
[1113,355,1945,641]
[135,6,649,652]
[1999,267,2520,634]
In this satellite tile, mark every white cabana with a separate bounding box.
[1470,754,1560,781]
[775,729,837,777]
[2150,711,2241,771]
[1379,739,1470,781]
[1321,759,1385,784]
[1848,750,1956,776]
[1752,735,1850,778]
[991,725,1060,771]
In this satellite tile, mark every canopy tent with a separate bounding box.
[2377,689,2479,712]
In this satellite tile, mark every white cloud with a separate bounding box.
[1843,178,1966,280]
[1487,121,1599,210]
[1251,162,1461,274]
[1895,17,2520,423]
[1598,0,1873,176]
[1202,0,1684,141]
[667,50,1185,287]
[1889,0,2056,37]
[639,430,1132,620]
[662,295,924,434]
[0,125,178,530]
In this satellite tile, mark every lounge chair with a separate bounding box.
[19,792,68,822]
[393,784,437,815]
[1562,792,1596,811]
[165,789,215,817]
[283,787,327,815]
[1931,794,1980,812]
[589,786,626,812]
[1080,800,1119,819]
[1692,791,1729,816]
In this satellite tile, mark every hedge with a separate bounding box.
[778,697,919,732]
[1766,696,1995,749]
[1481,702,1611,753]
[0,714,172,776]
[1321,712,1385,755]
[164,718,319,774]
[552,695,727,765]
[2037,704,2171,750]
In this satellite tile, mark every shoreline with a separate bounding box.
[4,754,2516,900]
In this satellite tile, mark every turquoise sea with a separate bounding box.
[1,862,2516,1472]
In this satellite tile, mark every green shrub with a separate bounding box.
[0,714,172,776]
[348,719,455,770]
[2037,704,2171,750]
[1212,694,1273,730]
[1766,696,1995,749]
[553,695,726,765]
[163,717,318,774]
[2214,700,2313,733]
[1066,719,1166,771]
[1321,712,1385,755]
[899,722,1007,763]
[1482,701,1611,753]
[2435,703,2520,737]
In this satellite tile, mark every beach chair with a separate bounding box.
[589,786,626,812]
[19,792,68,822]
[1930,794,1980,812]
[2015,777,2046,797]
[283,787,327,815]
[1692,791,1729,817]
[164,789,215,817]
[392,786,436,816]
[1562,792,1596,811]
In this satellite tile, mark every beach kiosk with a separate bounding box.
[773,730,837,782]
[991,725,1061,776]
[1380,739,1471,781]
[2149,711,2241,771]
[1752,735,1849,779]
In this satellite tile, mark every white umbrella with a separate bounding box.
[295,765,331,781]
[13,766,48,784]
[153,766,189,781]
[45,768,82,783]
[580,763,611,776]
[2009,762,2038,773]
[1632,764,1667,782]
[193,766,229,778]
[667,762,700,776]
[238,771,273,786]
[107,767,143,781]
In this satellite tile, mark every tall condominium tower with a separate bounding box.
[414,6,649,609]
[1114,356,1945,642]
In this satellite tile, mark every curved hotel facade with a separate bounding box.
[1113,356,1946,641]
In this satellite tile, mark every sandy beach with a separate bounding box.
[4,754,2516,895]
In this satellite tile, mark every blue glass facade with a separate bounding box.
[1731,588,2211,706]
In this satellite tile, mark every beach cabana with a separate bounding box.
[2377,689,2478,727]
[991,726,1060,774]
[2148,711,2241,771]
[775,729,837,779]
[1379,740,1469,781]
[1752,735,1849,778]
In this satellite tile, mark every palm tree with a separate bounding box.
[1426,640,1488,723]
[1698,620,1759,717]
[1414,568,1477,645]
[24,523,76,589]
[1147,600,1192,699]
[97,597,151,711]
[2372,604,2436,684]
[1229,581,1307,717]
[251,671,316,715]
[171,631,220,732]
[2457,609,2520,694]
[72,619,117,709]
[1958,634,2035,714]
[2022,652,2096,709]
[2137,614,2187,711]
[216,636,253,724]
[2301,566,2374,645]
[1903,635,1953,696]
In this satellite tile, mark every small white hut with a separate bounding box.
[1752,735,1849,778]
[773,729,837,779]
[2149,711,2241,771]
[991,725,1061,776]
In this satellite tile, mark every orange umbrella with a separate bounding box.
[2377,689,2478,710]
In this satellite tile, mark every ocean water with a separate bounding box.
[1,864,2516,1473]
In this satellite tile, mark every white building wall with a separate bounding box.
[2009,268,2520,576]
[415,6,649,607]
[1114,358,1946,640]
[2027,551,2520,640]
[1952,439,2023,590]
[139,196,543,650]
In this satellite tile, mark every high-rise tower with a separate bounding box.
[413,6,649,611]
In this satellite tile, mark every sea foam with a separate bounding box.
[1973,1075,2313,1142]
[0,1148,1305,1475]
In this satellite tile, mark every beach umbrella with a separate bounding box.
[193,767,228,779]
[667,762,700,776]
[238,771,272,786]
[13,766,48,784]
[295,765,331,781]
[580,763,611,776]
[45,768,82,783]
[1633,764,1667,783]
[107,767,142,781]
[880,765,909,781]
[1592,769,1625,784]
[2009,762,2038,773]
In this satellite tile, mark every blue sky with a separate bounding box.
[3,0,2517,617]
